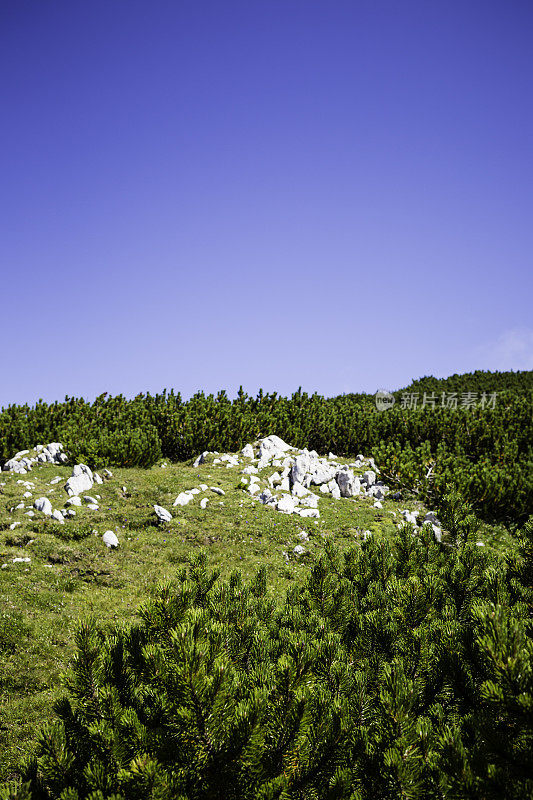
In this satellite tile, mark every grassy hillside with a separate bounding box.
[1,450,423,782]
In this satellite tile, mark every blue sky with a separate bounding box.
[1,0,532,406]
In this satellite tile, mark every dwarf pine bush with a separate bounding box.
[3,506,533,800]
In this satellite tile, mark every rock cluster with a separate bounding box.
[194,435,388,521]
[3,443,67,474]
[399,509,443,541]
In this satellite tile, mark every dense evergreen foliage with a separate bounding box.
[1,371,531,524]
[2,499,533,800]
[398,368,533,396]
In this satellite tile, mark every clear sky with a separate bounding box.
[1,0,532,406]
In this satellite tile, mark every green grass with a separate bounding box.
[0,454,513,782]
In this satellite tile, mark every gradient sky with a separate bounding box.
[1,0,532,407]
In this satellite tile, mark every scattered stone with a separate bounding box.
[336,469,361,498]
[12,557,31,563]
[242,465,258,475]
[173,492,194,506]
[9,522,21,530]
[277,495,296,514]
[210,487,225,496]
[362,471,377,486]
[193,451,209,467]
[300,494,318,508]
[200,498,209,509]
[65,496,82,507]
[298,508,320,518]
[103,530,119,548]
[34,497,53,516]
[241,444,254,459]
[51,510,65,523]
[293,545,306,557]
[83,496,98,505]
[65,464,94,497]
[154,505,172,523]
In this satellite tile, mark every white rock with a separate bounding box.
[362,471,377,486]
[401,510,419,525]
[65,496,82,507]
[320,484,330,494]
[193,451,209,467]
[173,493,193,506]
[241,443,254,459]
[298,508,320,518]
[189,488,201,495]
[280,476,290,492]
[23,491,32,498]
[290,453,311,486]
[291,481,310,498]
[154,505,172,522]
[213,458,221,465]
[277,495,297,514]
[12,557,31,563]
[432,525,442,542]
[331,484,341,500]
[65,464,94,497]
[9,522,21,530]
[103,469,113,477]
[300,494,318,508]
[242,465,258,475]
[258,435,292,461]
[269,472,282,487]
[199,484,208,491]
[258,488,276,505]
[3,459,27,474]
[373,501,383,509]
[34,497,53,516]
[210,487,225,496]
[293,545,306,557]
[25,511,35,517]
[103,530,119,548]
[51,510,65,523]
[297,530,309,541]
[336,469,361,498]
[200,497,209,509]
[66,509,76,517]
[87,504,99,511]
[248,483,261,495]
[93,472,103,485]
[310,465,336,485]
[83,495,98,505]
